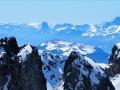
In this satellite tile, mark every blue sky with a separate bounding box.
[0,0,120,24]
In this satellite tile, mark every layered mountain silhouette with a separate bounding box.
[0,37,117,90]
[1,17,120,53]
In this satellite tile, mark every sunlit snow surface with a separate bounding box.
[28,23,40,29]
[39,50,107,90]
[111,74,120,90]
[40,40,95,55]
[116,42,120,49]
[38,40,109,63]
[17,44,33,62]
[0,17,120,54]
[0,47,6,58]
[97,63,110,69]
[39,50,64,90]
[73,56,106,86]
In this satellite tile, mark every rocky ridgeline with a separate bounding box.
[64,51,114,90]
[0,37,115,90]
[107,43,120,77]
[0,37,46,90]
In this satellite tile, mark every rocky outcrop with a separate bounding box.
[0,37,115,90]
[18,45,46,90]
[0,37,19,55]
[108,43,120,77]
[0,37,47,90]
[64,51,115,90]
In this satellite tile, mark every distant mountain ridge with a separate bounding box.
[0,17,120,53]
[38,40,109,63]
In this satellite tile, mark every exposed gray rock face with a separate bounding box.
[108,43,120,77]
[64,51,115,90]
[0,37,47,90]
[0,37,115,90]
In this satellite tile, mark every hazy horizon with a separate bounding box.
[0,0,120,24]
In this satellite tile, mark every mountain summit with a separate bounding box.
[0,37,115,90]
[1,17,120,53]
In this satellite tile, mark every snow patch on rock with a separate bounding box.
[97,63,110,69]
[17,44,32,62]
[111,74,120,90]
[116,42,120,49]
[0,47,6,58]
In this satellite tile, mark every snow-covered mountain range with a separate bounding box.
[1,17,120,53]
[38,40,109,63]
[1,17,120,89]
[0,37,115,90]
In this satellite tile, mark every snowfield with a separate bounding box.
[38,40,109,63]
[111,74,120,90]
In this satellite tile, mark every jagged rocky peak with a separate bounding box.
[64,51,115,90]
[17,44,47,90]
[17,44,33,63]
[112,16,120,25]
[0,37,47,90]
[0,36,19,55]
[0,37,116,90]
[0,36,17,46]
[108,42,120,77]
[40,21,50,31]
[109,42,120,63]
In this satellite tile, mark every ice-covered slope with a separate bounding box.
[63,51,114,90]
[38,40,109,63]
[39,50,115,90]
[0,37,115,90]
[39,51,64,90]
[111,74,120,90]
